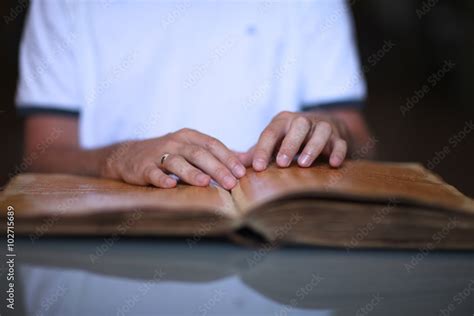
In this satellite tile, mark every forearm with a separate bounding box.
[22,115,117,177]
[23,144,114,177]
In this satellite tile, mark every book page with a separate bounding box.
[232,160,474,215]
[1,173,237,217]
[0,173,239,236]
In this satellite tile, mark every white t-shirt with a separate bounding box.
[16,0,366,152]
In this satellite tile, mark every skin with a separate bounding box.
[238,109,373,171]
[23,108,373,189]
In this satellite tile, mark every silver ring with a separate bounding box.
[160,153,170,166]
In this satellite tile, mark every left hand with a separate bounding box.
[238,111,350,171]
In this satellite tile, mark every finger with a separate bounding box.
[162,154,210,186]
[182,145,237,190]
[297,121,332,167]
[233,146,254,167]
[252,121,286,171]
[143,165,177,188]
[276,116,311,167]
[329,137,347,168]
[189,131,246,178]
[203,139,246,178]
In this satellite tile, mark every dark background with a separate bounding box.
[0,0,473,195]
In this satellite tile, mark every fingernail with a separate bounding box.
[223,175,237,189]
[277,153,291,167]
[196,174,210,185]
[233,165,246,178]
[165,178,176,187]
[298,154,311,167]
[253,159,266,171]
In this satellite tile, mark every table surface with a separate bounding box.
[4,237,474,316]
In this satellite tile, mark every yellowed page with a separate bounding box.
[232,160,474,215]
[0,173,238,236]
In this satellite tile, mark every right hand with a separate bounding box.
[100,128,246,189]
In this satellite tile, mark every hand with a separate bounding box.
[239,111,349,171]
[100,128,246,189]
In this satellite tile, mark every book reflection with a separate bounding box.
[14,238,474,316]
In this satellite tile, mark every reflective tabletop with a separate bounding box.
[2,237,474,316]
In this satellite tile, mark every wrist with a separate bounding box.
[97,143,124,179]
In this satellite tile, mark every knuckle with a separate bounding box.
[313,138,327,151]
[178,127,190,134]
[318,121,332,133]
[262,127,278,140]
[177,128,195,137]
[215,167,231,180]
[224,155,240,168]
[337,139,347,148]
[307,137,325,153]
[188,170,202,182]
[281,143,297,154]
[203,137,221,151]
[294,115,311,128]
[335,139,348,154]
[189,146,207,160]
[253,148,268,160]
[276,111,292,119]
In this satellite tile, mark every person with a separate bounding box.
[16,0,373,190]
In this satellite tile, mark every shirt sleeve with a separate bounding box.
[15,0,80,115]
[299,0,367,109]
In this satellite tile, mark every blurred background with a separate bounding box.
[0,0,473,195]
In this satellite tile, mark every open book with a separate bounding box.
[1,160,474,249]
